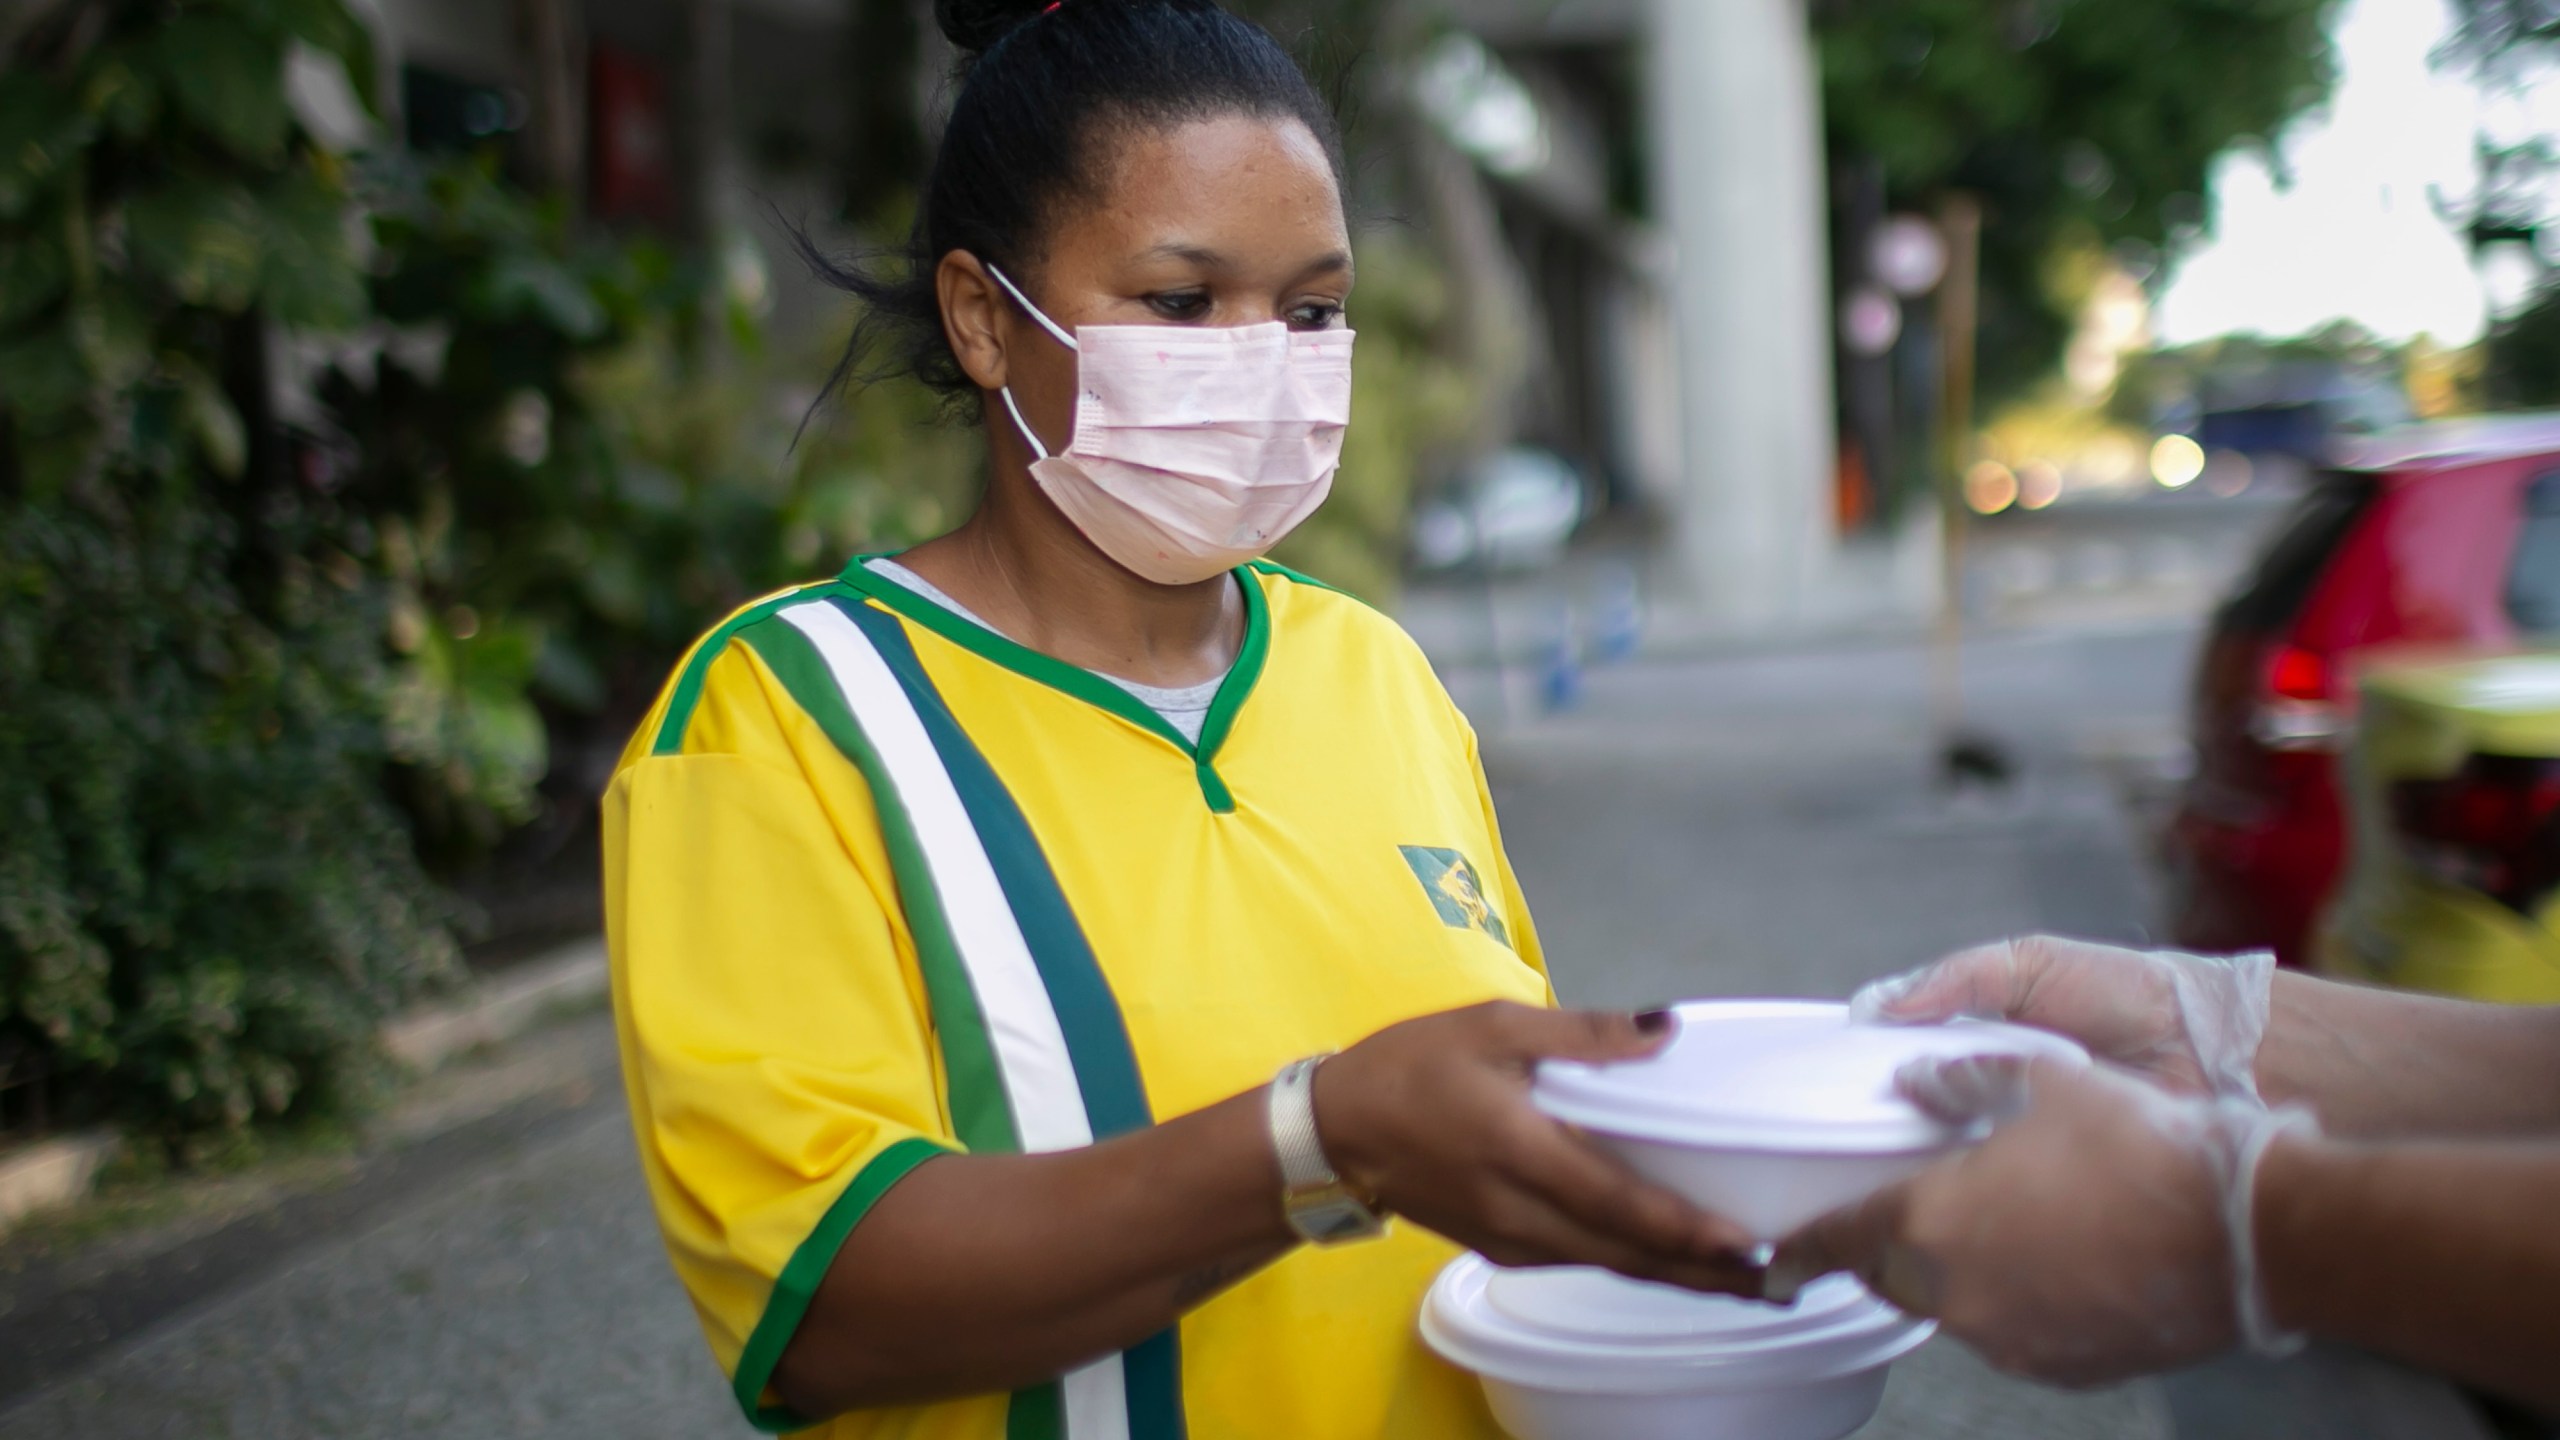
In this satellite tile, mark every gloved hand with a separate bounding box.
[1764,1054,2317,1386]
[1851,936,2275,1104]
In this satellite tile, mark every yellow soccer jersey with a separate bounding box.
[605,557,1550,1440]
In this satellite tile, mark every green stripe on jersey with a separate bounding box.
[835,559,1264,814]
[652,583,840,756]
[838,596,1156,1138]
[729,1136,948,1432]
[842,596,1187,1439]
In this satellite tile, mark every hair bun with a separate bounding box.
[935,0,1055,53]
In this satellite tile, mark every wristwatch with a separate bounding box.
[1268,1054,1389,1245]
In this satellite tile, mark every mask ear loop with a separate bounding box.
[985,262,1078,461]
[986,263,1080,350]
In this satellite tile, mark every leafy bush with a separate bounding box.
[0,0,457,1144]
[321,157,979,866]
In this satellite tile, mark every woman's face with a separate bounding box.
[941,112,1352,458]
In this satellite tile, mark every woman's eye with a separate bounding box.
[1287,302,1344,331]
[1146,291,1212,321]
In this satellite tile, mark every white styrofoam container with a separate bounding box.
[1422,1255,1933,1440]
[1581,1135,1955,1244]
[1534,999,2090,1241]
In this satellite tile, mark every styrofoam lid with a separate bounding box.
[1421,1254,1933,1395]
[1485,1264,1870,1346]
[1533,1000,2089,1153]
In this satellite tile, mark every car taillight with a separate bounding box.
[2266,645,2330,700]
[2250,643,2348,751]
[2389,754,2560,914]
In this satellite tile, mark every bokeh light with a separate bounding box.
[2203,448,2254,497]
[2017,459,2063,510]
[2150,434,2206,489]
[1965,460,2020,515]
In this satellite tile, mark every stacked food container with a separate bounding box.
[1421,1000,2087,1440]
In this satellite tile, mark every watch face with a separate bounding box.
[1293,1197,1387,1246]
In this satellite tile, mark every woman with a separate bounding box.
[604,3,1754,1436]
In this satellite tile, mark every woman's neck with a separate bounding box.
[893,477,1244,689]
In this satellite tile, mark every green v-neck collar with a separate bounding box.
[834,556,1269,813]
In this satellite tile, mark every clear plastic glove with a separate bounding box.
[1765,1054,2316,1386]
[1851,936,2275,1105]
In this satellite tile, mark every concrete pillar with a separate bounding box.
[1645,0,1837,632]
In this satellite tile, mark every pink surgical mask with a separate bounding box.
[988,264,1353,586]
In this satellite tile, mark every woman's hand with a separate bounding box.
[1314,1001,1762,1293]
[1766,1054,2295,1388]
[1852,935,2275,1103]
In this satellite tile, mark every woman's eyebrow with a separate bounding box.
[1132,243,1354,280]
[1137,242,1230,268]
[1296,249,1354,279]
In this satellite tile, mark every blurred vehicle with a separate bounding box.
[2164,415,2560,965]
[1411,446,1586,573]
[2315,653,2560,1002]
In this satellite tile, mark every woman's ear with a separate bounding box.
[938,251,1010,391]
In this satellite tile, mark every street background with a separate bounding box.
[7,0,2559,1434]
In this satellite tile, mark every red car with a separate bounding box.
[2166,415,2560,965]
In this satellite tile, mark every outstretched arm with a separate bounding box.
[2257,1132,2560,1410]
[2254,972,2560,1137]
[1772,1058,2560,1410]
[1854,936,2560,1137]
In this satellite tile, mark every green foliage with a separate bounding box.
[315,155,693,855]
[2437,2,2560,405]
[0,0,986,1149]
[2110,320,2417,430]
[0,0,457,1144]
[1817,0,2345,407]
[0,491,455,1140]
[2442,0,2560,75]
[322,157,977,861]
[2482,285,2560,408]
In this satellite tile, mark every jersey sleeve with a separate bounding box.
[605,635,953,1431]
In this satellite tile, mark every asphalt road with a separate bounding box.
[1489,622,2190,1008]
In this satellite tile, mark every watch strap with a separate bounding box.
[1268,1054,1386,1245]
[1268,1054,1339,1192]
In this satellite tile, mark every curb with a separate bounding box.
[0,935,608,1239]
[381,935,609,1073]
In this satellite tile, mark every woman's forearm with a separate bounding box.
[772,1085,1294,1418]
[767,1002,1750,1423]
[2255,972,2560,1137]
[2257,1134,2560,1410]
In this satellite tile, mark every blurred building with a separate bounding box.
[1441,0,1861,633]
[356,0,863,311]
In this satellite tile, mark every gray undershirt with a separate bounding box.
[866,558,1230,745]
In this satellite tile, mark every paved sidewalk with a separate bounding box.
[0,1069,728,1440]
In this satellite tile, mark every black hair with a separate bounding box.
[795,0,1346,423]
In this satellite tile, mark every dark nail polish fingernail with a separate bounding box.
[1634,1008,1674,1035]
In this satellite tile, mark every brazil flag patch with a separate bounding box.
[1399,845,1512,950]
